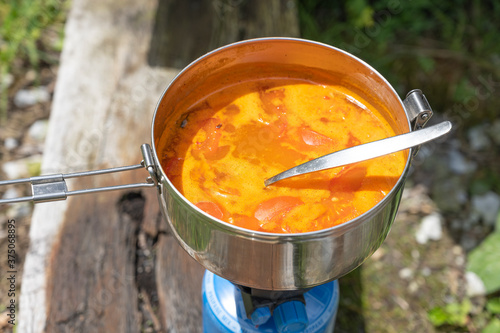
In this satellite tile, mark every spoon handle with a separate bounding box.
[264,121,452,186]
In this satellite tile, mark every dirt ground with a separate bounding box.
[0,65,57,331]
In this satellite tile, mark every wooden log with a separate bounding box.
[18,0,179,331]
[156,233,205,331]
[19,0,300,332]
[148,0,300,68]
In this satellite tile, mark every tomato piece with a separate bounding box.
[259,88,287,115]
[209,185,241,200]
[316,205,356,227]
[164,157,184,189]
[281,203,326,233]
[300,127,333,146]
[230,214,261,231]
[201,118,222,150]
[225,104,240,115]
[272,118,288,138]
[195,201,224,220]
[165,157,183,179]
[330,166,367,193]
[254,196,303,222]
[232,120,291,162]
[192,118,230,160]
[205,144,230,160]
[346,132,361,147]
[260,221,282,233]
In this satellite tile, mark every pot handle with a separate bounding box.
[403,89,433,131]
[0,144,158,204]
[403,89,434,157]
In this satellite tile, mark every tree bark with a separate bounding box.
[148,0,300,68]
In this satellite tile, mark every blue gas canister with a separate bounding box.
[202,271,339,333]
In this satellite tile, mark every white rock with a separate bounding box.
[421,267,431,277]
[1,189,32,218]
[3,160,28,180]
[4,137,19,150]
[27,119,49,143]
[13,86,50,108]
[399,267,413,280]
[2,154,42,179]
[1,72,13,89]
[455,256,465,266]
[465,271,486,297]
[472,191,500,226]
[2,188,21,200]
[7,202,32,219]
[415,213,443,244]
[467,125,491,151]
[447,149,477,175]
[452,245,463,256]
[408,281,419,294]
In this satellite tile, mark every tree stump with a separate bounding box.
[18,0,299,332]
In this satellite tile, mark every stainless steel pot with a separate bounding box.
[151,38,434,290]
[0,38,435,290]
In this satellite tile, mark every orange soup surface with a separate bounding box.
[161,77,407,233]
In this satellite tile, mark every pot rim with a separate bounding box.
[150,37,412,240]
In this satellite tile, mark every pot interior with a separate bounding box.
[152,38,411,233]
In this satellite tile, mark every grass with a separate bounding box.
[0,0,67,122]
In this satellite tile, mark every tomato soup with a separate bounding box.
[160,76,407,233]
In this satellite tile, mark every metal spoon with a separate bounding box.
[264,121,452,186]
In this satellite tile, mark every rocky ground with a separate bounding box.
[0,66,56,331]
[0,49,499,333]
[334,115,500,332]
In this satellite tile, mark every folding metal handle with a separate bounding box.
[403,89,433,130]
[403,89,435,157]
[0,144,158,204]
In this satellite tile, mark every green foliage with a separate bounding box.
[497,212,500,232]
[467,231,500,294]
[297,0,500,127]
[428,297,500,331]
[470,169,500,196]
[428,299,471,327]
[483,318,500,333]
[345,0,374,28]
[486,298,500,315]
[0,0,68,121]
[481,299,500,333]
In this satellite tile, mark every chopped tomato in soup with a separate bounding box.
[161,78,407,233]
